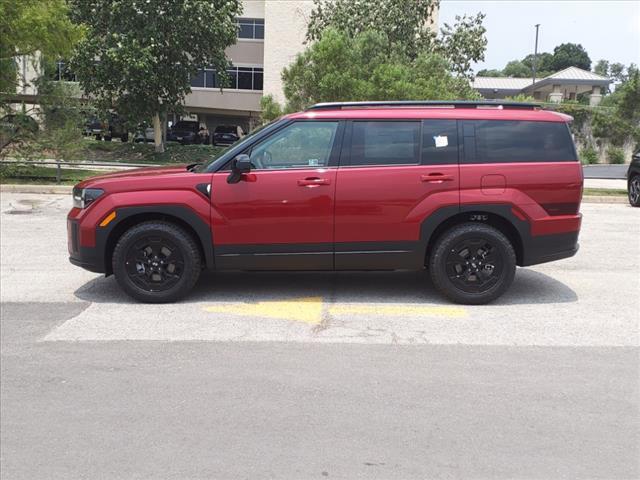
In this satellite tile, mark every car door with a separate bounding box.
[334,119,460,269]
[211,120,343,270]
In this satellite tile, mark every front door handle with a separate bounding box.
[298,177,331,187]
[421,173,454,183]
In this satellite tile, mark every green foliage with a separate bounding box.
[260,95,285,123]
[0,0,83,101]
[281,29,479,112]
[476,69,503,77]
[478,43,590,79]
[306,0,486,80]
[502,60,530,78]
[579,147,598,165]
[69,0,241,151]
[606,147,625,164]
[550,43,591,71]
[306,0,439,60]
[592,109,636,147]
[615,70,640,123]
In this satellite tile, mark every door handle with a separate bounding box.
[421,173,454,183]
[298,177,331,186]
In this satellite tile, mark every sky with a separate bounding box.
[438,0,640,73]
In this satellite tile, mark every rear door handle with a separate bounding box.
[421,173,454,183]
[298,177,331,187]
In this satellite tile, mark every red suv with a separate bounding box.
[67,101,583,304]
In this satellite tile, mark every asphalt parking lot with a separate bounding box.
[1,192,639,479]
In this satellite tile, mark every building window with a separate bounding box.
[237,18,264,40]
[190,66,263,91]
[52,61,77,82]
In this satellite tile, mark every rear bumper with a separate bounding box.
[521,231,579,266]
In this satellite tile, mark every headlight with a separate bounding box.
[72,187,104,209]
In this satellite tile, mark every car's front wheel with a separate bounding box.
[112,221,202,302]
[628,174,640,207]
[429,223,516,305]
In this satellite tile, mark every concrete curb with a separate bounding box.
[1,184,72,194]
[1,184,631,205]
[582,195,628,204]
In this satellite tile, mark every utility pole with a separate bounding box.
[532,24,541,84]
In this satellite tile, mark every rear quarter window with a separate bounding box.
[471,120,577,163]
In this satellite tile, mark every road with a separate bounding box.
[583,164,628,179]
[1,192,639,479]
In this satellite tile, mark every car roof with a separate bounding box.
[286,102,572,123]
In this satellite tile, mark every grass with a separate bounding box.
[0,165,112,185]
[3,137,227,165]
[583,188,627,196]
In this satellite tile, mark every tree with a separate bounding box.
[522,52,553,78]
[70,0,241,152]
[594,59,609,77]
[549,43,591,71]
[502,60,531,78]
[477,69,504,77]
[281,29,478,112]
[306,0,486,80]
[0,0,82,103]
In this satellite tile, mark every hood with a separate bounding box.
[76,164,189,188]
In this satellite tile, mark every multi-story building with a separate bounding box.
[181,0,314,132]
[9,0,440,133]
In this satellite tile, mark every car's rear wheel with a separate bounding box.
[628,175,640,207]
[112,221,202,303]
[429,223,516,305]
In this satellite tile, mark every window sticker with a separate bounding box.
[433,135,448,148]
[308,158,319,166]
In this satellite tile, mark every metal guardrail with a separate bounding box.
[0,159,162,184]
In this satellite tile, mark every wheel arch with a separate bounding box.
[99,206,213,275]
[421,205,528,267]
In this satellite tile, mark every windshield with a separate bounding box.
[197,118,284,172]
[215,126,236,134]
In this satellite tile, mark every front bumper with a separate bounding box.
[68,219,105,273]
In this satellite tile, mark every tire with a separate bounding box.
[121,133,128,142]
[628,174,640,207]
[112,221,202,303]
[104,135,112,142]
[429,223,516,305]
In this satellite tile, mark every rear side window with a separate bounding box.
[422,120,459,165]
[350,121,420,166]
[472,120,576,163]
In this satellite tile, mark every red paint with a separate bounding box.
[67,105,582,265]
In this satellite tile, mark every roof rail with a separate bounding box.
[306,100,542,111]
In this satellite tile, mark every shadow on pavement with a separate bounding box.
[74,268,577,306]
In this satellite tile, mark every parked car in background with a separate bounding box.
[67,100,584,305]
[85,113,129,142]
[167,121,199,144]
[213,125,244,146]
[134,126,155,143]
[627,151,640,207]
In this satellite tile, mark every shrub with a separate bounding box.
[580,147,598,165]
[607,147,625,164]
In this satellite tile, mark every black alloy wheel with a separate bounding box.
[429,223,516,304]
[124,236,185,293]
[445,238,503,294]
[112,221,202,302]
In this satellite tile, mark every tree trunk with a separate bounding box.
[153,112,164,153]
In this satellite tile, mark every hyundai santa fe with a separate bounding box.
[67,101,583,304]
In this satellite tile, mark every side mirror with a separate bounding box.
[227,154,251,184]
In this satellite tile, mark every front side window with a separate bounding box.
[249,121,339,170]
[350,121,420,166]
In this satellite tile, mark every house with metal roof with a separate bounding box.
[472,66,610,105]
